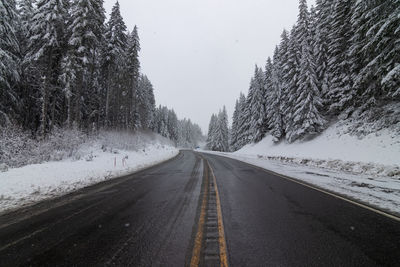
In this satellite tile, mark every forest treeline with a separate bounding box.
[0,0,203,147]
[207,0,399,152]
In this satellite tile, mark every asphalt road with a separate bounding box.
[0,150,399,266]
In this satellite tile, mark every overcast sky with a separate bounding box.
[104,0,316,133]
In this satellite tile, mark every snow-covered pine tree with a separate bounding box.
[137,75,155,129]
[286,0,325,142]
[282,26,300,140]
[208,108,229,152]
[325,0,354,115]
[314,0,332,103]
[59,50,76,128]
[16,0,34,58]
[150,105,161,133]
[206,113,217,150]
[103,1,127,128]
[235,92,247,150]
[176,118,203,148]
[28,0,69,136]
[157,106,170,138]
[379,1,400,99]
[276,29,290,134]
[268,47,285,142]
[289,31,325,142]
[263,57,273,130]
[217,106,229,152]
[230,99,240,150]
[289,0,325,142]
[167,109,178,143]
[242,75,256,143]
[350,0,400,106]
[66,0,105,127]
[125,26,141,129]
[0,0,20,125]
[17,0,41,128]
[249,65,267,142]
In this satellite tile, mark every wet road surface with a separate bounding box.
[0,150,399,266]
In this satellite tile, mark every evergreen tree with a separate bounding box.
[59,50,77,127]
[249,66,267,142]
[326,0,354,114]
[230,99,240,150]
[206,107,229,152]
[286,0,325,142]
[28,0,69,136]
[242,75,256,143]
[350,0,400,105]
[66,0,105,127]
[288,27,325,142]
[125,26,141,129]
[0,0,20,125]
[217,106,229,152]
[17,0,40,129]
[314,0,332,101]
[206,113,217,150]
[167,109,178,142]
[282,27,300,138]
[103,1,127,128]
[268,48,284,142]
[276,29,290,134]
[235,93,247,149]
[137,75,155,129]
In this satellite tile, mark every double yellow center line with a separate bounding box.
[190,158,229,267]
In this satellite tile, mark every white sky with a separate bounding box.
[104,0,316,133]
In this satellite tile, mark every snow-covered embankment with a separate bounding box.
[0,132,178,213]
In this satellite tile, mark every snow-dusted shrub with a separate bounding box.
[99,130,173,152]
[0,163,8,172]
[0,125,36,167]
[0,125,87,168]
[34,127,87,162]
[0,126,175,169]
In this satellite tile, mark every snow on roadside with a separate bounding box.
[238,123,400,166]
[202,150,400,216]
[0,143,178,213]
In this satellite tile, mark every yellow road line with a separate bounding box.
[190,160,208,267]
[208,160,229,267]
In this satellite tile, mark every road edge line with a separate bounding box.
[201,152,400,223]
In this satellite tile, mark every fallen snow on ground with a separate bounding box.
[0,141,178,213]
[239,123,400,166]
[201,122,400,215]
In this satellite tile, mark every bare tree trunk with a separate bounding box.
[50,92,56,131]
[66,95,72,128]
[40,78,48,137]
[40,50,53,138]
[105,65,111,128]
[74,70,83,128]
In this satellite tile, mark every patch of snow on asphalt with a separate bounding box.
[0,143,178,213]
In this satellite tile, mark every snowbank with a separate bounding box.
[0,132,178,213]
[239,123,400,165]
